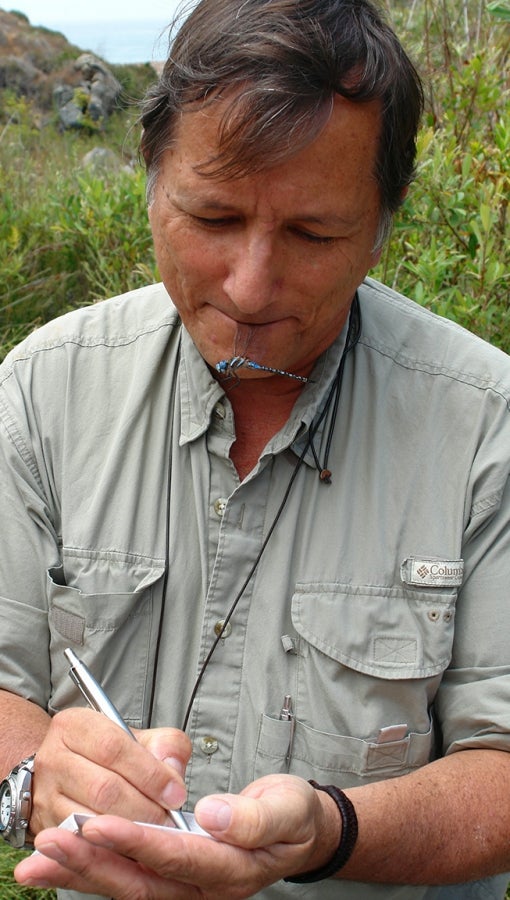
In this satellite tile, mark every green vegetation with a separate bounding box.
[0,0,509,896]
[0,1,509,363]
[375,0,510,350]
[0,99,157,360]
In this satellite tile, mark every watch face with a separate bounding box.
[0,783,12,831]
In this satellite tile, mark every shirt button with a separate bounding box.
[214,619,232,638]
[200,735,219,756]
[213,498,228,517]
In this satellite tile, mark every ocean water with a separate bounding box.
[52,19,173,64]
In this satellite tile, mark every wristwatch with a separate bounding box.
[0,755,36,849]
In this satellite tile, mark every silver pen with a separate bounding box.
[64,647,189,831]
[279,694,296,767]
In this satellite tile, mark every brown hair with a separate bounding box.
[141,0,423,242]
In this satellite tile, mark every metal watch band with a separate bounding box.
[0,754,36,849]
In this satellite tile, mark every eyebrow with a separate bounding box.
[295,213,358,229]
[172,191,357,229]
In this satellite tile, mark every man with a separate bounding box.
[2,0,510,898]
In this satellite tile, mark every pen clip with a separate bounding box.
[279,694,293,721]
[279,695,296,769]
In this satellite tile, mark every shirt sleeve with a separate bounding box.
[435,390,510,756]
[0,361,57,707]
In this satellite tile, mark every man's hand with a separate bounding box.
[29,707,192,834]
[15,775,340,898]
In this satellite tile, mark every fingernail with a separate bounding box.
[196,798,232,832]
[164,756,185,777]
[82,825,114,849]
[160,780,187,810]
[18,877,52,888]
[37,841,68,864]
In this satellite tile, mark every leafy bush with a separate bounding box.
[0,104,157,359]
[374,0,509,350]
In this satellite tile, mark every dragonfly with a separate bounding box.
[215,356,309,383]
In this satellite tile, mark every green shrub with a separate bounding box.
[374,0,510,351]
[0,106,157,360]
[1,0,508,362]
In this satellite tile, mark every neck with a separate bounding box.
[222,375,306,479]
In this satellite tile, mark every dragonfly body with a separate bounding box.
[215,356,308,383]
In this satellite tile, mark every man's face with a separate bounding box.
[148,94,383,379]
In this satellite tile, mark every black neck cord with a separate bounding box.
[308,292,361,482]
[148,293,362,733]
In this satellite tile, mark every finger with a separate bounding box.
[81,813,304,895]
[54,709,186,800]
[84,815,258,887]
[15,827,197,899]
[33,709,187,826]
[136,726,192,778]
[37,751,183,829]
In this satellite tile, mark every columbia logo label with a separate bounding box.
[401,557,464,588]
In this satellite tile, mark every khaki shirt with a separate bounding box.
[1,278,509,900]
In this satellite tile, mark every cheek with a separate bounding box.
[153,236,231,322]
[152,221,224,285]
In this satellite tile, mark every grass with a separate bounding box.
[0,845,54,898]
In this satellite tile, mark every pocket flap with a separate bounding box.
[291,582,456,678]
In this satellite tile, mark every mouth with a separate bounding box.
[198,304,306,378]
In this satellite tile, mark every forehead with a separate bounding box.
[161,94,382,212]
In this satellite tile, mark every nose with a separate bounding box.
[223,230,280,316]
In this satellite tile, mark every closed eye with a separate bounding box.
[191,215,239,228]
[290,228,337,245]
[190,214,338,244]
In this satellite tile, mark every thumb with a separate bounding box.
[195,775,316,848]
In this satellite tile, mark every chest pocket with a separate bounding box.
[47,558,165,727]
[254,582,456,786]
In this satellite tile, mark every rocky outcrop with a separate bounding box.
[53,53,122,129]
[0,9,80,107]
[0,9,152,129]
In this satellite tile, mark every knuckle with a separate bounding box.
[94,725,127,766]
[87,770,123,813]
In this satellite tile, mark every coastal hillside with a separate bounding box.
[0,8,157,123]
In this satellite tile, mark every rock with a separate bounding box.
[52,53,122,129]
[56,95,86,129]
[0,54,39,94]
[75,53,122,119]
[81,146,121,172]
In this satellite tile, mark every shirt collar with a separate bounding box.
[178,328,225,445]
[178,317,353,466]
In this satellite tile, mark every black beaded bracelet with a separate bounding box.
[284,780,359,884]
